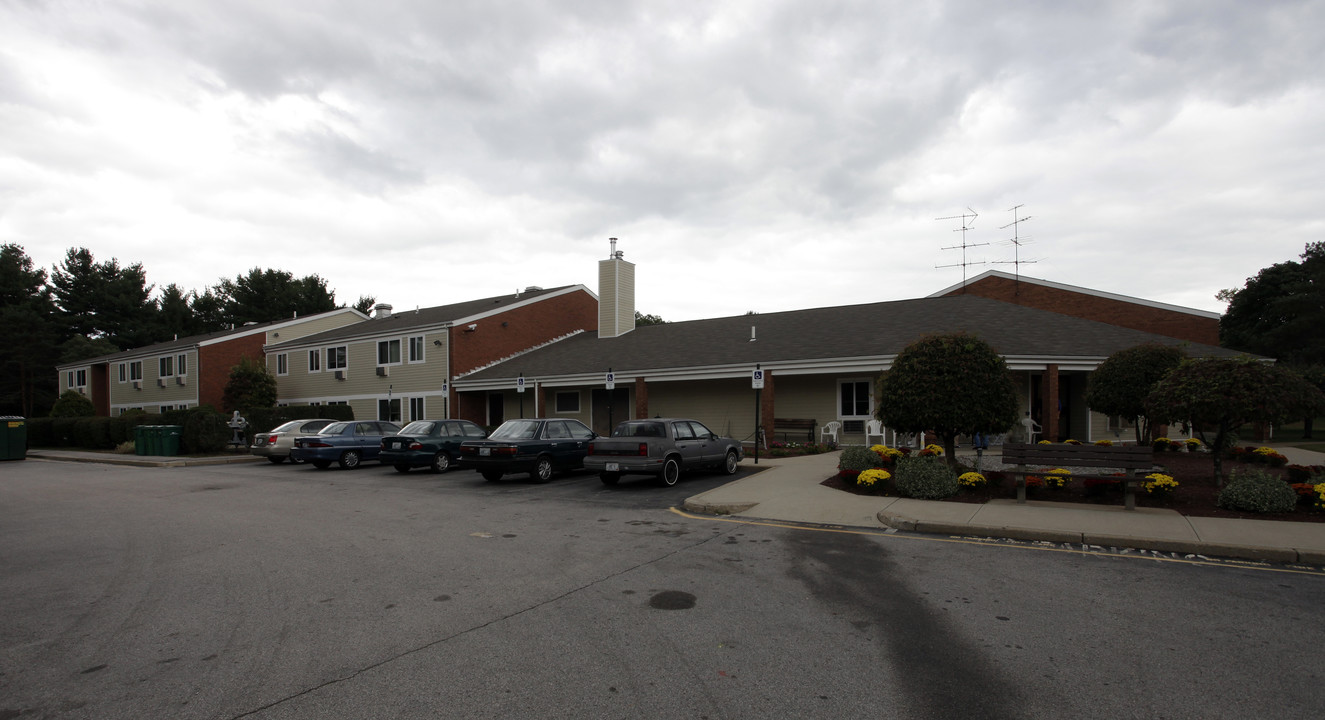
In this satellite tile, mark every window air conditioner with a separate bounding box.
[176,376,186,386]
[334,370,345,380]
[376,367,388,377]
[133,381,142,390]
[158,378,167,387]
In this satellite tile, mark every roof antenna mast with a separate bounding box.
[935,207,987,291]
[991,205,1038,296]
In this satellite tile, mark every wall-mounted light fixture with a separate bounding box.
[433,339,442,346]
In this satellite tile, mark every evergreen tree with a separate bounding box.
[0,244,61,416]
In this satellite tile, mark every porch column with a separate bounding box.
[760,370,775,445]
[634,377,649,418]
[1041,364,1060,443]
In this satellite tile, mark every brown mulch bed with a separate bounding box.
[823,451,1325,523]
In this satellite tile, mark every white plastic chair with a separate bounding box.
[819,421,841,445]
[864,419,885,447]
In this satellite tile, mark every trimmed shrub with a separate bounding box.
[1217,468,1298,513]
[51,417,78,446]
[894,457,960,499]
[49,390,95,418]
[838,445,884,472]
[26,417,55,447]
[180,408,230,454]
[73,417,113,450]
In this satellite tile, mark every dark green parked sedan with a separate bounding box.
[379,419,488,473]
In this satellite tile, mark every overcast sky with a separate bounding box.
[3,1,1322,323]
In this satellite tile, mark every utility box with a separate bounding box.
[0,417,26,461]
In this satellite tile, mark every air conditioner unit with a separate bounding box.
[158,378,167,387]
[176,376,186,386]
[133,381,142,390]
[376,367,389,377]
[334,370,345,381]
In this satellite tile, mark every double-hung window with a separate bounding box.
[118,363,127,383]
[159,356,175,378]
[408,336,425,363]
[177,354,187,377]
[377,339,401,366]
[276,353,289,376]
[308,349,321,373]
[409,397,425,420]
[326,346,347,370]
[129,361,143,381]
[838,378,873,433]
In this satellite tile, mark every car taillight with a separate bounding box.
[267,435,278,443]
[587,443,595,455]
[305,442,332,448]
[409,442,423,450]
[638,443,648,456]
[494,447,517,456]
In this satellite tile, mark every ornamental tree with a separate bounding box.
[1146,357,1325,483]
[876,333,1019,468]
[1084,343,1186,444]
[222,355,278,413]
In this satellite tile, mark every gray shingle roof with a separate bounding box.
[458,294,1245,381]
[267,285,580,349]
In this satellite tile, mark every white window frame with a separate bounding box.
[378,397,402,422]
[68,368,88,390]
[409,396,425,421]
[158,355,175,378]
[554,390,581,414]
[327,346,348,370]
[176,353,187,378]
[118,363,126,383]
[129,361,143,382]
[838,377,874,421]
[276,353,289,376]
[308,349,321,373]
[408,335,425,364]
[377,338,402,366]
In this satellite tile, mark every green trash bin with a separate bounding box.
[134,425,149,455]
[0,416,26,461]
[143,425,159,456]
[161,425,182,456]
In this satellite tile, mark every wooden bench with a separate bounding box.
[1000,443,1155,510]
[773,418,817,443]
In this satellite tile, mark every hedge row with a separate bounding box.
[25,404,353,454]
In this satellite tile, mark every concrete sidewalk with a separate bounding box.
[683,447,1325,565]
[24,448,263,468]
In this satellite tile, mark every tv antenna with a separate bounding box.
[991,204,1039,293]
[935,207,988,289]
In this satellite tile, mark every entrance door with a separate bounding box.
[590,388,630,436]
[487,393,504,427]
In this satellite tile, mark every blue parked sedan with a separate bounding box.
[379,419,488,473]
[456,418,596,482]
[291,420,401,470]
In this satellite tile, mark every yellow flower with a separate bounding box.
[1143,473,1178,494]
[958,471,986,487]
[857,468,892,488]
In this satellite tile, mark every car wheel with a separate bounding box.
[312,460,331,470]
[267,456,285,464]
[658,457,680,487]
[723,450,740,475]
[430,452,451,474]
[531,456,553,483]
[600,472,620,486]
[339,450,361,470]
[481,470,503,482]
[394,464,411,473]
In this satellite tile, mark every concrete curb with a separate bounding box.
[878,510,1315,563]
[27,451,264,468]
[681,499,759,515]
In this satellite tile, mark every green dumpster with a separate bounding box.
[134,425,149,455]
[0,416,26,461]
[160,425,182,456]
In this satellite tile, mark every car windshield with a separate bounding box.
[320,422,350,435]
[400,421,434,435]
[490,420,541,440]
[613,421,665,438]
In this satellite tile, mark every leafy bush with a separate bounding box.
[49,390,95,417]
[73,417,113,450]
[1217,468,1298,513]
[838,445,884,472]
[51,417,78,446]
[894,457,959,499]
[26,417,54,447]
[180,408,230,454]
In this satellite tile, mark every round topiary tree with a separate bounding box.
[1147,356,1325,484]
[49,389,95,417]
[1085,343,1186,445]
[222,355,278,413]
[876,333,1019,468]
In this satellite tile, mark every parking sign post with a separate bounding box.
[752,365,763,464]
[606,368,615,432]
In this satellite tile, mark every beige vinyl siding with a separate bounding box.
[275,331,450,405]
[263,311,365,345]
[768,374,840,440]
[546,388,592,427]
[643,378,751,441]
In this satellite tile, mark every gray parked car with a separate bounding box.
[250,418,337,464]
[585,418,743,486]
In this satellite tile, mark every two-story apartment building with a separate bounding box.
[56,307,367,416]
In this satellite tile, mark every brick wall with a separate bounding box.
[951,275,1219,346]
[198,335,266,411]
[449,290,599,376]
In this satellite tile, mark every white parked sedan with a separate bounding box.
[249,419,337,464]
